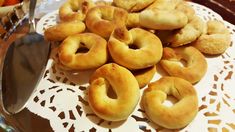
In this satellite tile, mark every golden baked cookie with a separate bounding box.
[142,76,198,129]
[175,1,195,21]
[95,0,113,6]
[88,63,140,121]
[140,0,188,30]
[108,27,163,70]
[113,0,154,12]
[59,0,95,22]
[170,16,206,47]
[160,46,207,84]
[192,20,231,55]
[85,5,128,38]
[126,13,140,28]
[132,65,156,88]
[58,33,108,70]
[44,21,86,41]
[156,16,206,47]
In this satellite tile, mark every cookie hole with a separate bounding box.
[179,59,187,67]
[107,84,117,99]
[76,47,89,53]
[168,59,187,67]
[71,6,80,12]
[163,95,178,107]
[132,67,151,75]
[128,44,139,50]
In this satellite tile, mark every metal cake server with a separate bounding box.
[0,0,50,114]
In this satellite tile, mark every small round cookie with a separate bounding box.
[140,9,188,30]
[44,21,86,41]
[192,20,231,55]
[108,27,163,70]
[58,33,108,70]
[95,0,113,6]
[113,0,155,12]
[142,76,198,129]
[132,65,156,88]
[126,13,140,28]
[156,16,206,47]
[85,5,128,38]
[175,1,195,21]
[59,0,94,22]
[160,46,207,84]
[147,0,182,10]
[88,63,140,121]
[170,16,207,47]
[140,0,188,30]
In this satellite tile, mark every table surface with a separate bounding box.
[0,0,234,132]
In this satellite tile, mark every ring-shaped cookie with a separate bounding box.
[142,76,198,129]
[58,33,108,70]
[108,27,163,70]
[175,1,195,21]
[132,65,156,88]
[95,0,113,6]
[88,63,140,121]
[59,0,94,22]
[126,13,140,28]
[147,0,182,10]
[139,0,188,30]
[85,5,128,38]
[170,16,206,47]
[140,9,188,30]
[113,0,154,12]
[192,20,231,55]
[160,46,207,84]
[44,21,86,41]
[126,1,194,28]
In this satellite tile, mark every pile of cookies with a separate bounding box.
[44,0,231,129]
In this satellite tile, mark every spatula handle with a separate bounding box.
[29,0,37,32]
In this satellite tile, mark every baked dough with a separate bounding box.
[126,13,140,28]
[132,65,156,88]
[44,21,86,41]
[58,33,108,70]
[142,76,198,129]
[140,0,188,30]
[155,16,206,47]
[95,0,113,6]
[160,46,207,84]
[59,0,94,22]
[192,20,231,55]
[88,63,140,121]
[113,0,154,12]
[85,5,128,38]
[108,27,163,70]
[170,16,206,47]
[175,1,195,21]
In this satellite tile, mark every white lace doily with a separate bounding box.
[29,1,235,132]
